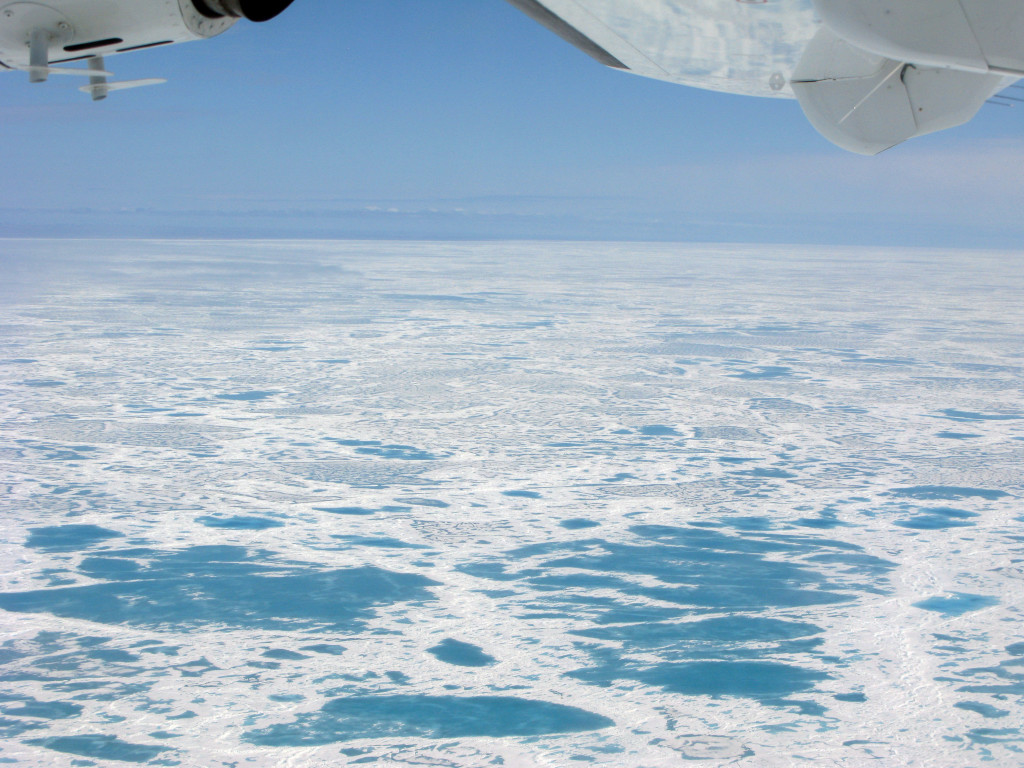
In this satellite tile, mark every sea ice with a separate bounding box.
[0,239,1021,766]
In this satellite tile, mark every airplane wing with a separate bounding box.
[1,0,1018,153]
[506,0,1022,154]
[506,0,818,98]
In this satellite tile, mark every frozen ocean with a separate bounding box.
[0,239,1022,767]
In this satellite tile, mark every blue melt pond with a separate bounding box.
[955,701,1010,719]
[1,698,82,719]
[300,644,347,656]
[569,660,828,699]
[26,734,169,763]
[560,519,600,530]
[356,445,437,460]
[426,639,496,667]
[795,517,850,530]
[25,525,124,552]
[736,467,796,479]
[215,391,276,401]
[262,649,308,660]
[573,616,820,647]
[243,695,613,745]
[332,536,426,550]
[730,366,793,380]
[834,692,867,703]
[0,545,439,632]
[197,516,283,530]
[502,490,542,499]
[639,425,679,436]
[895,507,978,530]
[314,506,375,516]
[726,516,774,531]
[891,486,1009,501]
[915,593,998,617]
[395,497,449,508]
[938,409,1020,422]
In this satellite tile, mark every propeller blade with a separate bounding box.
[21,65,114,77]
[78,78,166,95]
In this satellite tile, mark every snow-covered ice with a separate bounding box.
[0,240,1021,767]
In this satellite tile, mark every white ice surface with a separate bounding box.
[0,240,1022,767]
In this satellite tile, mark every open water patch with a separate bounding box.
[242,695,613,745]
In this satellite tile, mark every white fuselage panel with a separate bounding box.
[0,0,234,70]
[532,0,820,98]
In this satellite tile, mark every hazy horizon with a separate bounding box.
[2,2,1023,248]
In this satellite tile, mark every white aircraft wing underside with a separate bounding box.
[1,0,1020,153]
[508,0,819,98]
[510,0,1023,153]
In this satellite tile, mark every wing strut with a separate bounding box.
[21,27,113,81]
[76,56,166,101]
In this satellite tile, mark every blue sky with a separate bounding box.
[0,0,1022,246]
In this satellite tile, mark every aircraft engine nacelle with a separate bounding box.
[0,0,294,73]
[193,0,295,23]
